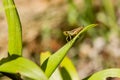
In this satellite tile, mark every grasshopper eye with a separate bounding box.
[63,31,68,36]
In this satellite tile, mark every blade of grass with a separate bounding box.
[60,57,80,80]
[41,24,97,77]
[2,0,22,56]
[40,52,63,80]
[88,68,120,80]
[0,55,48,80]
[40,52,80,80]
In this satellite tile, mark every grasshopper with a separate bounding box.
[63,26,83,42]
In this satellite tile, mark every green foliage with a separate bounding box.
[60,57,80,80]
[40,51,65,80]
[0,55,48,80]
[41,24,97,78]
[3,0,22,56]
[1,0,48,79]
[40,52,80,80]
[2,0,118,80]
[88,68,120,80]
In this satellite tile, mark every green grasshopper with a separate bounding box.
[63,26,83,42]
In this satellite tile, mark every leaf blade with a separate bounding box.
[40,52,63,80]
[41,24,97,77]
[60,57,80,80]
[0,56,48,80]
[88,68,120,80]
[3,0,22,56]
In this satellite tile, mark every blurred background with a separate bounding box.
[0,0,120,79]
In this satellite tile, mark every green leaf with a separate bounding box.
[40,52,51,65]
[40,52,80,80]
[0,55,48,80]
[88,68,120,80]
[3,0,22,56]
[41,24,97,77]
[40,52,63,80]
[60,57,80,80]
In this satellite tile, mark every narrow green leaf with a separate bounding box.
[41,24,97,77]
[40,52,63,80]
[60,57,80,80]
[0,55,48,80]
[88,68,120,80]
[40,52,51,65]
[2,0,22,56]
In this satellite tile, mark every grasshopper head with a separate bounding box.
[63,31,69,36]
